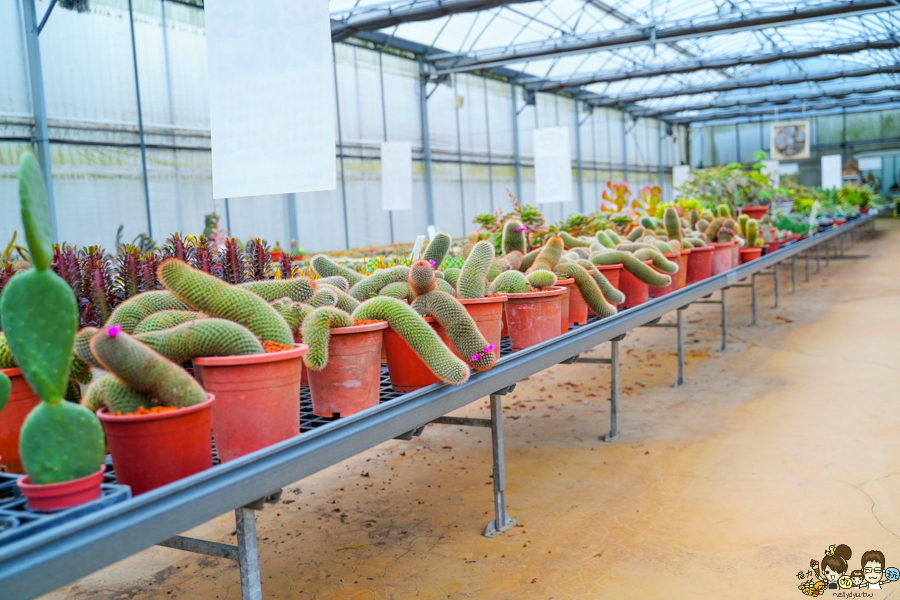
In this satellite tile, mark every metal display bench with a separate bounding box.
[0,214,878,600]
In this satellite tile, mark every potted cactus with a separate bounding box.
[589,242,674,308]
[1,152,106,510]
[648,207,692,298]
[706,205,739,275]
[682,209,716,284]
[0,334,40,473]
[739,219,764,263]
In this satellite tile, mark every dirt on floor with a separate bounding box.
[44,220,900,600]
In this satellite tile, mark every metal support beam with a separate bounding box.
[286,193,299,251]
[127,0,153,240]
[575,101,584,213]
[640,313,684,387]
[791,256,797,293]
[805,249,810,282]
[22,0,58,242]
[430,1,900,73]
[333,46,351,250]
[607,339,620,441]
[522,38,900,92]
[485,392,516,537]
[692,289,728,351]
[419,57,436,228]
[510,80,522,201]
[378,51,395,245]
[621,111,628,181]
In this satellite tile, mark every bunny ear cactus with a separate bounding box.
[352,297,470,385]
[501,220,527,255]
[0,152,105,484]
[421,232,452,269]
[457,241,495,299]
[0,371,10,414]
[157,259,293,346]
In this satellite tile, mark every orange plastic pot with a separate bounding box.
[649,249,690,298]
[0,368,40,474]
[588,264,622,316]
[710,241,736,276]
[765,240,780,254]
[193,345,308,463]
[740,205,768,220]
[383,316,441,392]
[504,287,566,351]
[618,260,653,309]
[17,466,106,511]
[556,278,574,334]
[740,247,763,263]
[97,395,214,495]
[307,322,387,418]
[559,277,588,327]
[685,245,713,284]
[437,296,506,363]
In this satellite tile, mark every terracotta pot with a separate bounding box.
[556,278,574,334]
[710,241,736,276]
[504,287,566,351]
[649,249,690,298]
[437,296,506,363]
[740,247,763,263]
[617,260,654,309]
[383,316,440,392]
[560,277,588,327]
[685,245,714,285]
[765,240,780,254]
[193,345,308,463]
[588,264,623,316]
[307,322,388,418]
[0,368,40,474]
[97,395,214,495]
[740,205,768,220]
[17,466,106,511]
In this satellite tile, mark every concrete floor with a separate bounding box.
[44,220,900,600]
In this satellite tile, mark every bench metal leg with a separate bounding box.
[791,256,796,294]
[805,249,810,282]
[816,244,821,273]
[607,339,620,441]
[751,273,757,326]
[675,308,684,388]
[485,392,516,537]
[235,508,262,600]
[773,263,779,308]
[719,289,727,351]
[825,241,830,266]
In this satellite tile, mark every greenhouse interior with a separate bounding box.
[0,0,898,598]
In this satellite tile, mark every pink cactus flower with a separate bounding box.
[108,324,122,338]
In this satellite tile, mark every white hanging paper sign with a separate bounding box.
[821,155,842,189]
[858,157,882,170]
[206,0,336,199]
[672,165,692,195]
[533,127,572,204]
[381,141,413,211]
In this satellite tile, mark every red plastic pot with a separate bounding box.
[17,466,106,511]
[504,287,566,351]
[307,322,387,418]
[383,316,441,392]
[560,277,588,327]
[740,247,763,263]
[765,240,780,254]
[618,260,654,309]
[0,368,40,474]
[439,296,506,364]
[710,241,736,276]
[556,278,574,334]
[649,249,690,298]
[685,245,714,285]
[97,395,214,495]
[193,345,308,463]
[588,264,622,316]
[740,205,768,220]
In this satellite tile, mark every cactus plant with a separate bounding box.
[737,213,749,237]
[421,232,452,268]
[575,259,626,305]
[158,259,293,346]
[0,371,10,414]
[442,268,461,289]
[436,279,454,294]
[352,297,469,385]
[0,152,105,484]
[633,248,679,274]
[300,307,355,371]
[270,298,313,333]
[526,237,564,274]
[348,265,409,300]
[309,287,339,308]
[663,207,683,242]
[133,310,201,334]
[457,241,495,299]
[559,231,591,249]
[590,251,672,287]
[82,375,151,415]
[317,275,349,292]
[410,291,495,372]
[689,209,700,230]
[595,231,615,248]
[311,254,366,286]
[408,260,438,297]
[501,220,527,255]
[716,218,737,243]
[90,326,208,409]
[705,217,725,241]
[526,270,558,289]
[746,219,761,247]
[239,277,317,303]
[379,281,413,301]
[220,238,249,284]
[520,248,540,272]
[107,290,191,333]
[134,318,264,365]
[490,270,529,294]
[717,203,732,218]
[555,263,618,318]
[317,283,361,314]
[502,250,523,271]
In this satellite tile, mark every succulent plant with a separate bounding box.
[317,283,361,314]
[490,270,529,294]
[133,310,202,334]
[408,260,439,297]
[245,238,273,281]
[526,270,558,289]
[575,259,626,305]
[633,248,679,274]
[502,250,523,271]
[594,231,615,249]
[82,375,151,415]
[555,263,618,318]
[590,251,672,287]
[0,371,10,414]
[501,219,527,255]
[349,265,409,301]
[311,254,366,286]
[520,248,540,271]
[134,318,263,364]
[457,241,495,299]
[527,236,564,273]
[270,298,313,333]
[352,297,469,385]
[106,290,191,333]
[317,275,349,292]
[379,281,413,301]
[0,152,105,485]
[239,277,317,303]
[421,232,452,269]
[300,307,354,371]
[158,259,293,346]
[745,219,761,247]
[221,238,249,285]
[663,207,683,243]
[410,290,495,371]
[442,268,461,289]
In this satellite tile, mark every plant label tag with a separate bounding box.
[427,226,437,241]
[411,235,426,261]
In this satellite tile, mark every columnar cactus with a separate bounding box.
[717,204,732,218]
[349,265,409,300]
[575,259,626,305]
[555,263,618,318]
[421,232,452,268]
[490,270,529,294]
[436,279,455,294]
[106,290,191,333]
[411,291,495,371]
[352,297,469,385]
[520,248,540,272]
[158,259,293,345]
[271,298,313,333]
[595,231,615,248]
[633,248,679,274]
[705,217,725,241]
[133,310,201,334]
[309,287,339,308]
[442,268,461,289]
[663,207,683,242]
[0,152,105,484]
[502,250,524,271]
[82,375,151,415]
[689,209,700,230]
[590,251,672,287]
[716,219,737,243]
[746,219,760,247]
[300,307,354,371]
[457,241,495,299]
[626,226,645,241]
[559,232,591,249]
[379,281,413,301]
[239,277,317,303]
[501,220,527,255]
[527,237,564,273]
[90,326,208,409]
[135,318,264,364]
[316,283,360,314]
[316,275,350,292]
[408,260,438,297]
[311,254,366,286]
[737,214,749,237]
[526,270,558,289]
[74,327,101,368]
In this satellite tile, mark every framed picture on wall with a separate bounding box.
[770,121,810,160]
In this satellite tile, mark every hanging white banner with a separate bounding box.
[821,155,842,190]
[533,126,572,204]
[380,141,413,211]
[672,165,692,194]
[206,0,336,199]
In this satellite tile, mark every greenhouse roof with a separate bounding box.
[329,0,900,123]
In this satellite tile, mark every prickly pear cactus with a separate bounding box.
[2,152,105,484]
[0,371,9,414]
